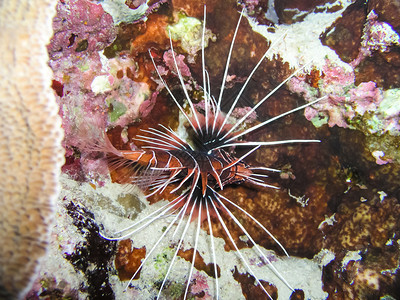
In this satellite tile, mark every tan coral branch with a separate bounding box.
[0,0,63,299]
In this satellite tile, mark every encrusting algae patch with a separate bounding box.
[6,0,399,299]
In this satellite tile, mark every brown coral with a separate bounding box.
[115,239,146,281]
[320,0,367,63]
[325,196,400,252]
[0,0,64,299]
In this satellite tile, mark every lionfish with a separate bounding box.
[99,5,325,300]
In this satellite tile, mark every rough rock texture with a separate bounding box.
[320,0,366,63]
[320,0,400,89]
[274,0,343,24]
[0,0,64,299]
[368,0,400,34]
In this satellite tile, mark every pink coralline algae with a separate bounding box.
[189,272,212,299]
[372,150,393,165]
[97,54,159,125]
[230,106,258,124]
[289,57,400,165]
[351,10,400,68]
[240,0,259,14]
[48,0,118,148]
[289,6,400,137]
[48,0,117,59]
[289,60,383,129]
[163,50,192,77]
[139,91,159,118]
[48,0,155,183]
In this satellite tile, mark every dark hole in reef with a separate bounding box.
[67,33,77,47]
[191,289,205,298]
[322,260,335,288]
[51,79,64,97]
[75,39,89,52]
[39,288,64,298]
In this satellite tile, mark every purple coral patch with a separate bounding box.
[289,60,383,128]
[163,50,192,77]
[48,0,117,59]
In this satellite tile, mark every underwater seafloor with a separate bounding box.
[26,0,400,299]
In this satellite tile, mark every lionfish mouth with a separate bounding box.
[100,5,326,300]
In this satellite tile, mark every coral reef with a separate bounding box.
[20,0,400,299]
[289,0,400,166]
[0,0,64,299]
[48,0,117,59]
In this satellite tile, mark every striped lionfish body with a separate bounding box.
[107,110,260,205]
[100,5,326,300]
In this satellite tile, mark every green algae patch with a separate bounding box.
[107,98,127,122]
[168,14,215,62]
